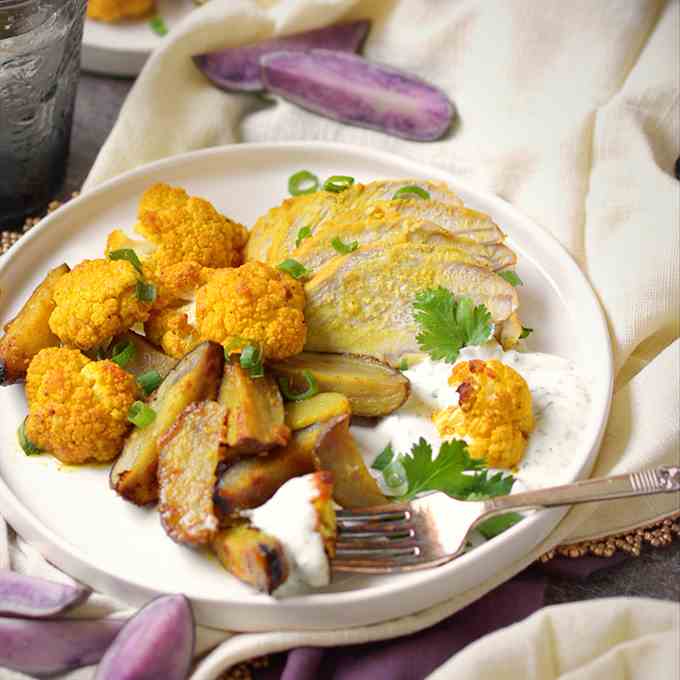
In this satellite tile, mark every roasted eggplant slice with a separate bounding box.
[213,425,320,516]
[110,331,177,380]
[212,525,289,594]
[158,401,227,546]
[0,264,69,385]
[284,392,350,430]
[270,352,409,417]
[110,341,224,505]
[313,414,387,507]
[218,361,289,455]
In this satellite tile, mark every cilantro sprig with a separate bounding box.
[413,287,492,363]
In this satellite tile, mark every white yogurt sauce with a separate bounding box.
[351,341,592,490]
[244,474,330,597]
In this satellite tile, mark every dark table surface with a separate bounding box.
[55,71,680,607]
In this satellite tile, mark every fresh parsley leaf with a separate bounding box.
[331,236,359,255]
[498,270,523,286]
[149,16,168,36]
[371,443,395,471]
[463,470,516,499]
[520,326,533,339]
[295,226,313,248]
[413,287,492,363]
[476,512,523,539]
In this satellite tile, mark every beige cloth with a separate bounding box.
[2,0,679,677]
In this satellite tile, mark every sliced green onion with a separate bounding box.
[295,226,313,248]
[288,170,319,196]
[476,512,523,539]
[498,270,523,286]
[371,443,395,471]
[519,326,533,339]
[383,460,407,489]
[128,401,157,428]
[136,280,157,303]
[137,370,162,396]
[108,248,143,274]
[392,185,430,200]
[330,236,359,255]
[240,344,264,378]
[110,339,136,368]
[149,16,168,36]
[277,258,311,280]
[322,175,355,193]
[278,370,319,401]
[224,336,251,355]
[18,419,42,456]
[398,358,409,372]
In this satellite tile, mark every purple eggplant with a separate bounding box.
[0,616,125,677]
[0,569,91,618]
[193,20,370,92]
[95,594,195,680]
[260,49,455,141]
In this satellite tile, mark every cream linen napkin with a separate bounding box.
[2,0,679,678]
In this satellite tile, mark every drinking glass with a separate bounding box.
[0,0,86,230]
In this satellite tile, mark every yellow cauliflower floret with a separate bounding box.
[49,259,152,351]
[87,0,155,22]
[433,359,534,469]
[195,261,306,360]
[145,305,202,359]
[25,348,139,464]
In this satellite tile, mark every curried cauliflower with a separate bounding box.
[145,304,202,359]
[25,348,139,464]
[433,359,534,469]
[49,259,152,351]
[87,0,155,22]
[195,261,306,360]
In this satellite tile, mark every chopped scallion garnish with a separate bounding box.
[498,270,523,286]
[110,339,136,368]
[240,344,264,378]
[398,358,409,372]
[322,175,355,193]
[18,419,42,456]
[149,16,168,36]
[330,236,359,255]
[127,401,156,428]
[109,248,143,274]
[278,370,319,401]
[392,185,430,200]
[136,280,157,303]
[295,226,313,248]
[519,326,533,339]
[288,170,319,196]
[137,370,162,396]
[371,443,395,471]
[277,258,311,280]
[224,336,250,355]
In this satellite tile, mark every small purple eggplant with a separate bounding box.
[0,569,91,618]
[193,20,370,92]
[260,49,456,141]
[0,616,125,677]
[95,594,195,680]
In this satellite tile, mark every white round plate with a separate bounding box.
[82,0,195,76]
[0,142,612,631]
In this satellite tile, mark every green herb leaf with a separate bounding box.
[240,344,264,378]
[18,419,42,456]
[398,358,409,372]
[277,259,311,280]
[110,339,136,368]
[520,326,533,339]
[383,460,408,490]
[330,236,359,255]
[498,270,523,286]
[476,512,523,539]
[136,280,157,303]
[288,170,319,196]
[149,16,168,36]
[137,370,162,396]
[108,248,143,274]
[413,287,492,363]
[392,185,430,200]
[295,226,313,248]
[322,175,355,193]
[127,401,156,428]
[278,370,319,401]
[371,443,395,471]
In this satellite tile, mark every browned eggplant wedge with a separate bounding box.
[110,331,178,380]
[0,264,69,385]
[212,525,289,594]
[213,424,320,516]
[218,361,290,455]
[158,401,227,546]
[284,392,350,431]
[269,352,409,417]
[313,415,387,508]
[110,341,224,505]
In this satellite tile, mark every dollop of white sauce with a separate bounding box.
[244,474,330,597]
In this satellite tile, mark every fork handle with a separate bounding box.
[483,466,680,515]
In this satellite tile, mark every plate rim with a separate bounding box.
[0,141,614,629]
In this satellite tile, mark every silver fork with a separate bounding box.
[332,466,680,573]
